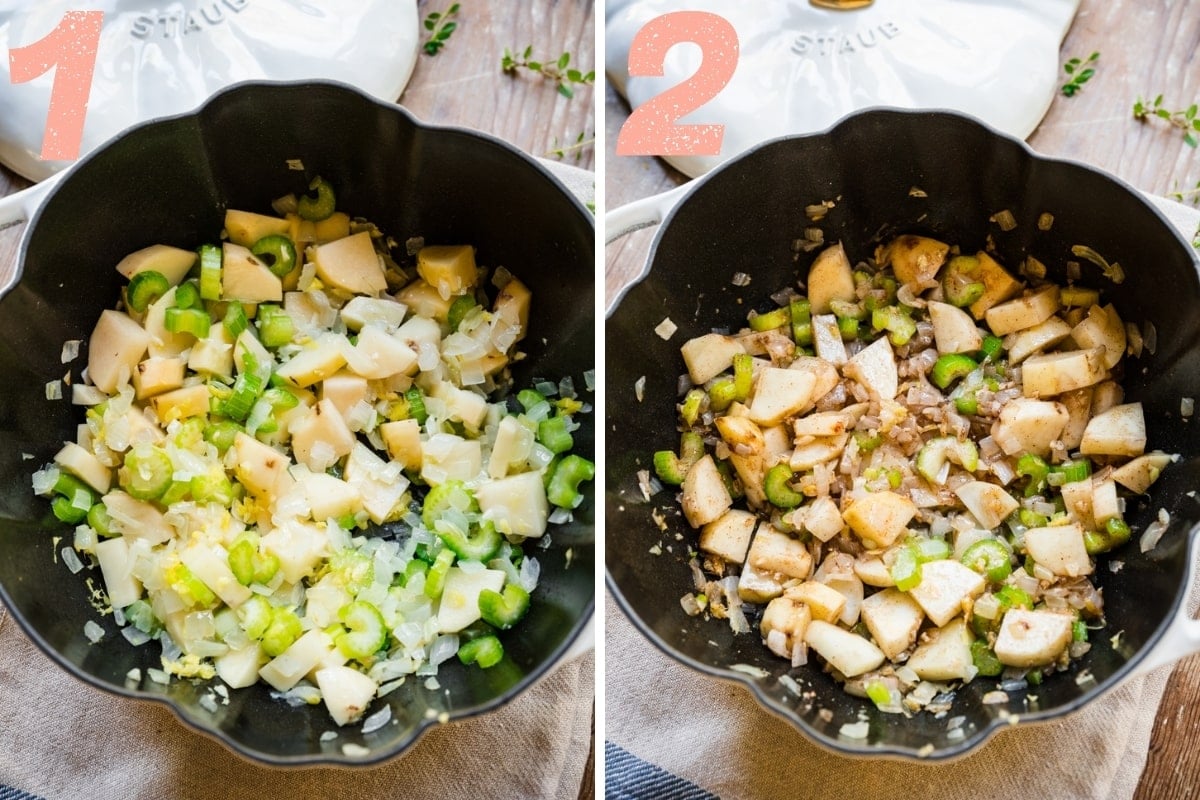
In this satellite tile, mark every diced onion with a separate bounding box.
[84,620,105,643]
[361,705,392,734]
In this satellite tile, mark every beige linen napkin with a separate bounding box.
[0,603,592,800]
[605,195,1200,800]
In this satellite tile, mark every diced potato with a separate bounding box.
[233,432,293,498]
[793,405,867,438]
[1091,380,1124,416]
[1006,316,1073,364]
[1080,402,1146,457]
[843,336,898,401]
[320,372,369,423]
[680,454,732,528]
[95,536,142,608]
[54,441,112,494]
[806,242,856,314]
[804,496,844,542]
[1071,304,1125,370]
[927,301,982,354]
[315,666,379,727]
[340,296,407,331]
[187,325,235,380]
[762,424,791,463]
[747,524,812,580]
[102,491,172,544]
[811,314,847,365]
[88,309,152,394]
[813,565,864,627]
[313,232,387,295]
[259,629,336,692]
[395,279,453,324]
[993,609,1073,668]
[737,560,784,603]
[1021,347,1107,398]
[784,581,846,623]
[234,329,272,378]
[906,617,974,681]
[149,384,210,425]
[494,277,531,343]
[1112,451,1175,494]
[222,243,282,303]
[1024,523,1092,577]
[437,567,506,632]
[882,235,949,286]
[991,397,1069,457]
[299,472,361,521]
[276,333,348,387]
[714,416,766,508]
[854,557,895,588]
[290,399,356,472]
[430,381,488,431]
[680,333,745,385]
[954,480,1020,529]
[804,619,886,678]
[215,644,265,690]
[860,588,924,660]
[475,471,550,538]
[788,357,840,405]
[699,509,757,564]
[907,559,985,627]
[343,444,409,525]
[144,287,193,358]
[984,285,1059,335]
[115,244,196,286]
[134,356,186,399]
[1091,479,1121,525]
[1058,387,1093,450]
[843,490,915,547]
[224,209,292,247]
[967,251,1023,319]
[286,213,316,250]
[761,596,811,649]
[179,542,252,608]
[260,521,326,583]
[342,325,418,380]
[788,434,849,471]
[420,433,481,486]
[417,245,478,299]
[376,418,420,472]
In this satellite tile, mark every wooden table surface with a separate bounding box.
[0,0,595,795]
[604,1,1200,796]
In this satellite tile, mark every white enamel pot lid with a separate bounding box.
[0,0,419,183]
[606,0,1081,178]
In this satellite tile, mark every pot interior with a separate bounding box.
[606,109,1200,758]
[0,81,594,764]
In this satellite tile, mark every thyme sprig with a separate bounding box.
[502,46,595,99]
[1134,94,1200,148]
[1061,52,1099,97]
[422,3,460,56]
[547,131,594,162]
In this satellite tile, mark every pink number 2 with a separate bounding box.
[9,10,104,162]
[616,11,738,157]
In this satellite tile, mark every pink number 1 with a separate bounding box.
[9,10,104,162]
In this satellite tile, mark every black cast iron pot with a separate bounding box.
[0,80,594,766]
[605,108,1200,760]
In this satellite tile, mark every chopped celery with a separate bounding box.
[763,463,803,509]
[679,388,706,426]
[749,306,790,331]
[120,444,173,501]
[708,378,737,412]
[251,234,297,278]
[941,255,984,307]
[790,297,812,345]
[478,584,530,629]
[930,353,977,389]
[164,307,211,339]
[458,634,504,668]
[260,606,303,656]
[890,545,921,592]
[448,295,478,331]
[537,415,574,454]
[424,548,456,600]
[1016,453,1050,497]
[871,306,916,346]
[547,454,595,509]
[970,640,1004,677]
[336,600,387,660]
[961,539,1012,582]
[127,270,169,313]
[198,244,222,300]
[174,280,200,310]
[732,353,753,402]
[297,176,336,221]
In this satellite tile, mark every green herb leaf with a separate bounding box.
[500,45,595,100]
[1133,92,1200,146]
[422,4,461,56]
[1060,51,1098,97]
